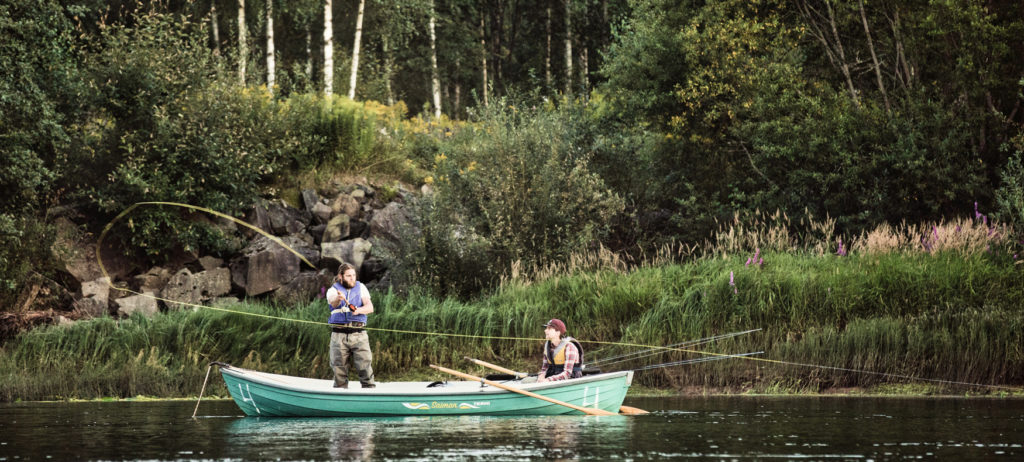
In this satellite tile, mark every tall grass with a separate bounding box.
[2,216,1021,400]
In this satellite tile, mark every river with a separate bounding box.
[1,396,1021,460]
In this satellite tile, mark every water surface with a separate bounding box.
[1,396,1021,460]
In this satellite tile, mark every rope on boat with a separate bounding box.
[95,202,1024,394]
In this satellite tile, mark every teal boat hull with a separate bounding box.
[219,365,633,417]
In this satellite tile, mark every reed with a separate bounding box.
[2,236,1022,400]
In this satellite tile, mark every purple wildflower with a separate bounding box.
[746,257,752,267]
[729,271,735,286]
[955,225,961,233]
[974,201,981,219]
[319,286,327,299]
[836,237,847,256]
[932,226,939,242]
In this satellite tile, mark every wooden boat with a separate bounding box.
[219,363,633,417]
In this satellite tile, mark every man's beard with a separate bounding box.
[340,280,355,289]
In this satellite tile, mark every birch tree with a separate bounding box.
[429,0,442,118]
[348,0,366,100]
[480,14,488,106]
[266,0,275,93]
[564,0,572,94]
[323,0,334,95]
[545,0,552,91]
[238,0,247,84]
[210,3,221,55]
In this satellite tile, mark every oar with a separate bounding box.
[430,364,617,416]
[462,357,649,415]
[463,356,527,378]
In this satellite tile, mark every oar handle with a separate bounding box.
[429,364,617,416]
[464,356,526,377]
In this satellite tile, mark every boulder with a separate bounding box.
[321,238,373,271]
[210,296,241,308]
[311,202,333,224]
[72,297,108,318]
[80,277,111,306]
[161,268,202,309]
[52,217,137,283]
[272,269,333,307]
[199,256,224,271]
[161,267,232,309]
[331,194,361,218]
[351,188,367,202]
[323,214,351,243]
[349,220,369,239]
[368,202,413,245]
[231,235,317,296]
[267,200,312,235]
[133,267,172,293]
[301,189,321,212]
[116,292,159,317]
[309,224,327,245]
[244,199,275,237]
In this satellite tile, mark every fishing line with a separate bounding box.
[588,328,761,368]
[94,201,1024,393]
[630,351,764,371]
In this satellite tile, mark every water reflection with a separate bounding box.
[224,413,630,460]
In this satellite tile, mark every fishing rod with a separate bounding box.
[589,328,761,368]
[629,351,764,372]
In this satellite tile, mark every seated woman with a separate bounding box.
[537,319,584,382]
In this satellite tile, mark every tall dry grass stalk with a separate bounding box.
[852,217,1014,256]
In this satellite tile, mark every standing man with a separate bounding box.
[326,263,376,388]
[537,318,584,382]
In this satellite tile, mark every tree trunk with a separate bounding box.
[211,4,220,55]
[582,46,588,97]
[237,0,247,85]
[564,0,572,95]
[825,1,858,106]
[348,0,365,100]
[323,0,334,96]
[383,35,394,105]
[429,0,442,118]
[306,26,313,78]
[859,0,888,113]
[480,15,488,107]
[545,1,552,91]
[266,0,275,94]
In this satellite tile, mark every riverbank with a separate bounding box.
[2,250,1022,402]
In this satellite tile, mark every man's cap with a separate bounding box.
[543,318,566,334]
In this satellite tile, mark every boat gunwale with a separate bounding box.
[219,365,632,398]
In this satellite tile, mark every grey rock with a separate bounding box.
[210,297,241,308]
[368,202,413,245]
[198,256,224,271]
[331,194,361,218]
[311,202,333,224]
[360,257,388,282]
[73,296,108,318]
[323,214,351,243]
[116,292,159,317]
[161,268,201,309]
[80,277,111,306]
[301,189,321,212]
[320,238,373,272]
[133,267,172,293]
[272,269,332,307]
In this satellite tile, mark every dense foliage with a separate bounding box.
[0,0,1022,305]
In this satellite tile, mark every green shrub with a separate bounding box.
[995,143,1024,233]
[393,101,624,297]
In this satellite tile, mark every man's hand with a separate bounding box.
[349,303,357,312]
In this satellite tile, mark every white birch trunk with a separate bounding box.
[429,0,441,118]
[211,4,221,55]
[564,0,572,94]
[348,0,365,100]
[266,0,275,93]
[545,2,552,90]
[306,26,313,78]
[323,0,334,96]
[480,15,488,106]
[383,35,394,105]
[238,0,247,85]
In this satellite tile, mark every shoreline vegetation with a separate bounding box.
[3,213,1022,402]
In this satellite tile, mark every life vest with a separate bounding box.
[327,281,368,325]
[543,337,584,379]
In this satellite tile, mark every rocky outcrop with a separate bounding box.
[35,179,409,324]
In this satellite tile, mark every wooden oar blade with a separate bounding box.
[618,405,649,415]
